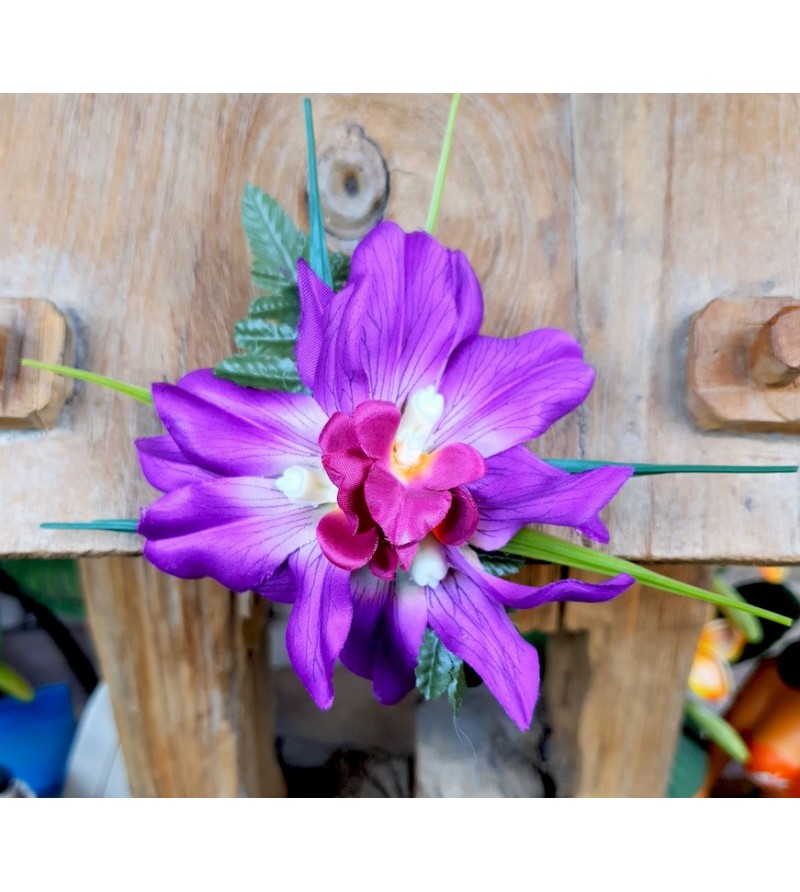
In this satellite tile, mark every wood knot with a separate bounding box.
[314,124,389,245]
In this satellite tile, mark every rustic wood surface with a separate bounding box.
[80,556,284,797]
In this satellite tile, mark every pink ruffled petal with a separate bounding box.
[414,443,485,491]
[353,400,401,460]
[316,508,379,570]
[364,464,452,546]
[434,486,479,546]
[318,412,359,453]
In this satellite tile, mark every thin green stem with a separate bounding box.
[425,93,461,235]
[546,459,798,476]
[304,97,333,287]
[41,520,140,533]
[21,359,152,405]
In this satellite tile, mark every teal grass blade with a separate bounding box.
[21,359,152,405]
[304,97,333,288]
[425,93,461,235]
[41,519,139,533]
[503,528,793,627]
[546,458,798,476]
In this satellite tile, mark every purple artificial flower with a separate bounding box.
[136,222,633,730]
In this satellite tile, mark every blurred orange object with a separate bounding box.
[688,619,746,702]
[759,567,787,585]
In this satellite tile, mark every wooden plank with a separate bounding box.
[0,94,582,557]
[80,556,284,797]
[571,94,800,563]
[549,565,711,797]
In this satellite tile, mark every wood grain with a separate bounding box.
[80,556,284,797]
[552,566,711,797]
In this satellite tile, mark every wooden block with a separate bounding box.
[687,296,800,432]
[80,556,285,798]
[550,566,712,797]
[0,297,74,429]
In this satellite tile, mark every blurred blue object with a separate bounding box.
[0,684,76,797]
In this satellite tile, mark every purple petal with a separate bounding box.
[151,372,327,478]
[427,569,540,731]
[364,464,452,546]
[252,562,297,604]
[285,542,353,710]
[430,331,594,457]
[135,435,218,494]
[324,223,484,407]
[468,446,633,549]
[339,571,427,705]
[139,477,319,591]
[296,259,335,389]
[447,545,634,609]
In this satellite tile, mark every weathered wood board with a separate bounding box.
[3,95,798,563]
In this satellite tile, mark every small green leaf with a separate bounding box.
[666,731,709,798]
[241,183,306,290]
[247,291,301,321]
[304,98,333,288]
[475,549,527,578]
[330,251,351,291]
[448,664,466,718]
[685,699,750,763]
[214,353,304,392]
[0,660,34,702]
[0,559,84,618]
[20,359,152,404]
[415,628,464,703]
[503,528,794,627]
[232,317,298,353]
[712,574,763,644]
[546,458,798,476]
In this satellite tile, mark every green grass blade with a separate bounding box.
[21,359,152,404]
[685,700,750,763]
[503,528,793,627]
[711,574,763,644]
[0,660,34,702]
[41,519,140,533]
[546,459,798,476]
[425,93,461,235]
[304,97,333,288]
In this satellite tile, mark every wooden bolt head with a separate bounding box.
[0,297,74,429]
[750,305,800,387]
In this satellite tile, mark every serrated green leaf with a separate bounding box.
[0,559,84,618]
[475,549,527,578]
[0,660,34,702]
[712,574,763,644]
[241,183,306,290]
[503,528,794,627]
[666,731,708,798]
[685,699,750,764]
[415,628,464,703]
[448,664,466,718]
[233,318,298,353]
[330,251,350,291]
[247,290,301,321]
[214,354,305,393]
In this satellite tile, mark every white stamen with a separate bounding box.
[275,464,338,507]
[394,385,445,468]
[409,536,448,588]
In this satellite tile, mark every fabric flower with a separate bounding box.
[136,222,633,730]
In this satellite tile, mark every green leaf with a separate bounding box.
[448,664,466,718]
[20,359,152,404]
[241,183,306,291]
[330,251,350,291]
[546,458,798,476]
[712,574,763,644]
[214,353,304,392]
[0,559,84,618]
[232,317,298,354]
[685,700,750,763]
[425,93,461,235]
[304,98,333,288]
[0,660,34,702]
[475,549,527,578]
[247,291,302,321]
[503,528,794,627]
[666,731,709,797]
[415,628,464,703]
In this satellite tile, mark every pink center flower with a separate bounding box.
[314,392,486,580]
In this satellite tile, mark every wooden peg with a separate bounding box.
[0,297,74,429]
[687,297,800,432]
